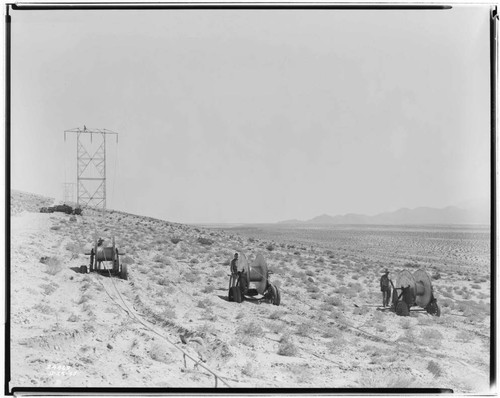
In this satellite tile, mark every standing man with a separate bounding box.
[380,269,392,307]
[230,253,239,275]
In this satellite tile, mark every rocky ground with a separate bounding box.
[9,191,492,392]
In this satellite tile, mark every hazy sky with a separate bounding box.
[10,6,491,223]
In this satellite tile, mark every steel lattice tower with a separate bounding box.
[64,126,118,210]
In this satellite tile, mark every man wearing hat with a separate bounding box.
[380,269,392,307]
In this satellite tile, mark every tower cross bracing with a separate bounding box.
[64,127,118,211]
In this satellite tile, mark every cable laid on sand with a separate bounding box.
[101,267,232,388]
[69,211,232,388]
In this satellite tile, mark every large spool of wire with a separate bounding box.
[249,253,268,294]
[413,269,433,308]
[395,269,434,308]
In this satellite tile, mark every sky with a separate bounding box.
[10,6,491,223]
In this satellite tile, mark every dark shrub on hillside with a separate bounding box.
[198,237,214,246]
[170,237,182,244]
[266,244,275,251]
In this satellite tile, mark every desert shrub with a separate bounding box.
[33,303,55,314]
[236,311,245,320]
[44,257,64,275]
[418,316,433,326]
[185,273,200,283]
[266,244,275,251]
[296,322,313,337]
[277,334,298,356]
[348,282,363,292]
[237,322,264,337]
[420,328,443,341]
[162,286,174,296]
[40,283,57,296]
[197,237,214,246]
[353,306,370,316]
[190,258,199,265]
[157,277,169,286]
[358,371,416,388]
[202,285,215,294]
[153,254,167,263]
[325,296,343,307]
[432,272,441,280]
[455,330,472,342]
[202,308,218,322]
[65,242,82,254]
[399,318,411,329]
[397,328,415,342]
[67,313,80,322]
[50,225,61,231]
[269,310,284,320]
[149,342,175,363]
[456,302,471,313]
[372,310,384,323]
[461,291,472,300]
[121,256,134,265]
[329,309,346,324]
[310,293,322,300]
[264,320,284,334]
[157,307,176,321]
[214,269,226,278]
[333,286,349,295]
[326,331,347,349]
[439,298,454,309]
[242,361,255,377]
[306,284,320,293]
[77,293,92,304]
[170,237,181,244]
[427,360,443,378]
[322,327,344,340]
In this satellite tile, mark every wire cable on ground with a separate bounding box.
[70,211,231,386]
[100,268,232,388]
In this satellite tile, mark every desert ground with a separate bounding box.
[9,191,492,392]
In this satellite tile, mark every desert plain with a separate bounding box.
[9,190,492,392]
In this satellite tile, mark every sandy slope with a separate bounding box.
[9,192,492,392]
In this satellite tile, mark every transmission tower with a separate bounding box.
[64,126,118,211]
[62,182,76,204]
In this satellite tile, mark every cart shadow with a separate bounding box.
[216,294,263,305]
[68,266,115,278]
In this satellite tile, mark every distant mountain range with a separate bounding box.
[278,205,490,225]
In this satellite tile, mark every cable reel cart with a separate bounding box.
[392,269,440,317]
[82,237,128,280]
[228,252,280,305]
